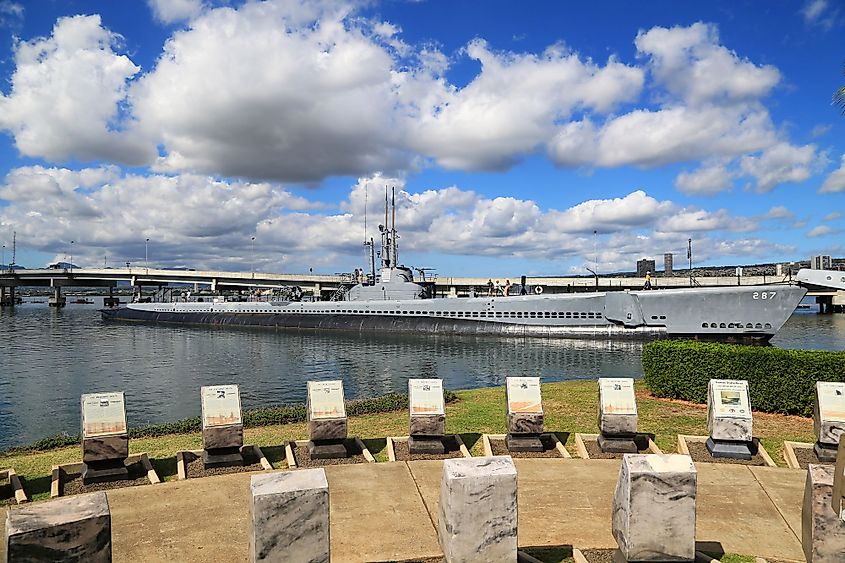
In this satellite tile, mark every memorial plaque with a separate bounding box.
[308,381,346,420]
[599,378,637,416]
[710,379,751,419]
[506,377,542,414]
[818,382,845,423]
[81,392,127,438]
[409,379,445,416]
[201,384,242,428]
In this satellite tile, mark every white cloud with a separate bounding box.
[801,0,839,29]
[763,206,794,220]
[674,162,733,195]
[408,40,644,170]
[546,190,674,234]
[808,225,836,237]
[634,23,780,106]
[147,0,204,24]
[810,124,832,138]
[658,208,756,234]
[0,15,154,164]
[739,142,822,192]
[824,211,842,221]
[820,155,845,193]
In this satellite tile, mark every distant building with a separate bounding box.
[663,253,673,275]
[636,259,655,277]
[811,255,832,270]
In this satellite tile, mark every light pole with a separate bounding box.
[145,238,149,270]
[1,244,4,270]
[593,229,598,276]
[251,236,255,273]
[70,240,74,272]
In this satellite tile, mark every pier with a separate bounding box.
[0,267,842,311]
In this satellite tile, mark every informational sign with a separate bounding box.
[817,382,845,423]
[409,379,445,416]
[201,384,242,428]
[599,378,637,415]
[308,380,346,419]
[506,377,543,414]
[710,379,751,419]
[81,392,128,438]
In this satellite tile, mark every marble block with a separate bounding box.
[506,411,543,435]
[410,413,446,437]
[814,389,845,448]
[308,417,347,442]
[707,380,752,442]
[5,491,111,562]
[802,464,845,562]
[82,435,129,463]
[203,424,243,451]
[600,414,637,437]
[250,469,329,563]
[598,378,638,437]
[438,456,518,562]
[612,454,697,562]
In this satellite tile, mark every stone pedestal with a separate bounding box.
[5,491,111,562]
[612,454,697,562]
[308,440,347,460]
[250,469,329,563]
[409,435,446,455]
[82,435,130,484]
[438,456,518,562]
[802,464,845,561]
[599,378,639,454]
[707,379,753,460]
[202,424,244,468]
[505,412,544,452]
[307,418,348,459]
[814,382,845,463]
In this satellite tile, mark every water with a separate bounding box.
[0,298,842,449]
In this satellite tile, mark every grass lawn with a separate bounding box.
[0,379,815,504]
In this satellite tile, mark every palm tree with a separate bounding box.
[836,61,845,113]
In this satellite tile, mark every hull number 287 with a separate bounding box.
[752,291,776,300]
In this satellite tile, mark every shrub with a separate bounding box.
[15,389,459,452]
[642,340,845,416]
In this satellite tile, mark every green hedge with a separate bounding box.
[642,340,845,416]
[23,390,459,453]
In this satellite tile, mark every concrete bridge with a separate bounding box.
[0,267,841,311]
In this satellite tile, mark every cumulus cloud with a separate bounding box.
[634,23,780,106]
[147,0,204,24]
[0,15,154,164]
[674,162,733,195]
[408,40,644,170]
[820,155,845,193]
[739,142,823,192]
[763,206,794,220]
[0,168,762,272]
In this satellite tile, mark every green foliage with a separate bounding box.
[642,340,845,416]
[12,390,459,453]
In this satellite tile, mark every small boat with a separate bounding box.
[71,298,95,304]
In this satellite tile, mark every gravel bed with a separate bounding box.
[685,440,769,466]
[583,436,651,459]
[184,450,265,478]
[393,436,464,461]
[794,445,835,470]
[292,439,367,468]
[62,459,150,496]
[489,434,564,458]
[580,548,615,563]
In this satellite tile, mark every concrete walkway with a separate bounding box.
[2,458,807,562]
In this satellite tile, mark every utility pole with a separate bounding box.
[687,238,693,287]
[70,240,74,272]
[145,238,150,270]
[11,231,16,268]
[251,236,256,273]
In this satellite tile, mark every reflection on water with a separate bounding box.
[0,297,841,448]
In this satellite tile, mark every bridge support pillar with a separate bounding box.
[49,286,66,308]
[817,295,834,314]
[0,286,7,307]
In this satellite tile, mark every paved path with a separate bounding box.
[2,458,808,562]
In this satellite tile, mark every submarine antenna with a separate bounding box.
[391,186,398,266]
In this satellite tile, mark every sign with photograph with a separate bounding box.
[599,378,637,415]
[409,379,445,416]
[817,382,845,423]
[710,379,751,419]
[201,384,242,428]
[81,392,128,438]
[308,380,346,419]
[506,377,543,414]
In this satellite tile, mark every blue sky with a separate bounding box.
[0,0,842,276]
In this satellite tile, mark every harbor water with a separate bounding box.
[0,298,842,449]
